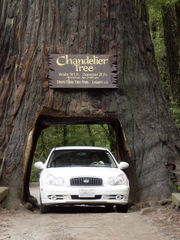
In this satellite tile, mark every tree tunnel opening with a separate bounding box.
[24,115,137,204]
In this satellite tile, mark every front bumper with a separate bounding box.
[40,185,129,206]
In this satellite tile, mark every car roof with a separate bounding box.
[52,146,110,151]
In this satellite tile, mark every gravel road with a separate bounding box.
[0,184,179,240]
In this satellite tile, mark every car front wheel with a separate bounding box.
[40,198,49,213]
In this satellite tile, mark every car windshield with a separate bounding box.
[47,149,117,168]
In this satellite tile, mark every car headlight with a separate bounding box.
[108,174,126,185]
[45,175,64,186]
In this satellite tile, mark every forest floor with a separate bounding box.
[0,184,179,240]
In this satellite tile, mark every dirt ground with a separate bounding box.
[0,184,179,240]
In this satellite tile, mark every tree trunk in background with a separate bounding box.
[108,125,116,155]
[162,3,180,104]
[63,126,67,146]
[0,0,180,208]
[87,125,95,146]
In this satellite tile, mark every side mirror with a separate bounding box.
[119,162,129,170]
[34,161,44,170]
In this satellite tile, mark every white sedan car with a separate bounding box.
[34,146,130,213]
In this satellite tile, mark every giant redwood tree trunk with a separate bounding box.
[0,0,180,208]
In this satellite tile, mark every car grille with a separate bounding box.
[70,177,103,186]
[71,195,102,200]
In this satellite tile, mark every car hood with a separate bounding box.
[41,167,124,179]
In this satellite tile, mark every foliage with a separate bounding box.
[30,124,116,182]
[147,0,169,96]
[169,100,180,127]
[147,0,179,8]
[147,0,180,126]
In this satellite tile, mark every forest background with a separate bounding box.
[31,0,180,181]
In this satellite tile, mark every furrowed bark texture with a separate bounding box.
[162,3,180,104]
[0,0,179,207]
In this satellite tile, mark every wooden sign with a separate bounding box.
[48,54,118,88]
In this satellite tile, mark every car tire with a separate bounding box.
[115,204,128,213]
[40,198,49,213]
[40,203,49,213]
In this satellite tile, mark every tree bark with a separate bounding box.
[0,0,179,208]
[63,126,67,146]
[162,3,180,104]
[87,125,95,146]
